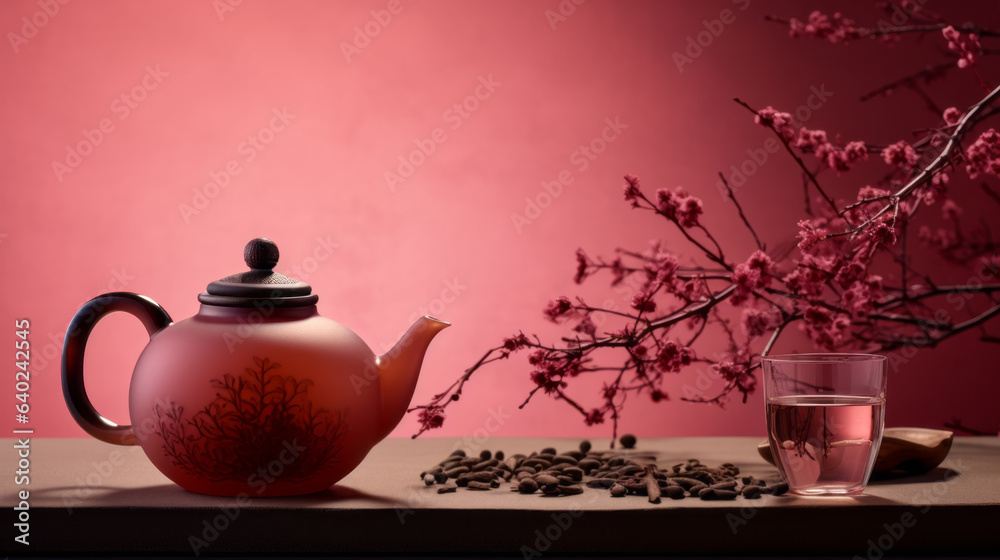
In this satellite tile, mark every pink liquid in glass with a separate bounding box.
[767,395,884,495]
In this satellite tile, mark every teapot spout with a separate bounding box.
[376,316,450,439]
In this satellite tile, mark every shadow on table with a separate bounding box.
[33,483,402,507]
[869,466,961,485]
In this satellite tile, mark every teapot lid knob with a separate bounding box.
[198,237,318,308]
[244,238,279,270]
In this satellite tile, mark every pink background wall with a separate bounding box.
[2,0,998,442]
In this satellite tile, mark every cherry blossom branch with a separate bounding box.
[408,7,1000,438]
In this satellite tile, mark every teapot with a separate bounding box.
[61,238,450,496]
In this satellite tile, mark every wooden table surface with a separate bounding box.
[3,436,998,556]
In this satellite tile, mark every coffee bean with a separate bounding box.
[619,434,637,449]
[437,483,457,494]
[618,465,643,476]
[518,478,539,494]
[540,447,558,456]
[586,477,618,489]
[445,466,470,478]
[473,458,498,471]
[741,485,762,499]
[700,488,738,500]
[490,478,500,488]
[609,483,627,497]
[688,483,708,496]
[467,480,492,490]
[579,440,592,453]
[562,466,584,481]
[557,475,575,485]
[535,474,559,489]
[479,450,492,461]
[770,482,789,496]
[423,474,435,486]
[709,481,737,491]
[664,485,686,500]
[449,450,466,458]
[433,472,448,484]
[577,459,601,473]
[558,485,583,495]
[495,450,505,461]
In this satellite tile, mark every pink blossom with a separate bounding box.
[654,340,693,373]
[584,408,605,426]
[881,140,920,168]
[868,221,897,246]
[834,257,866,288]
[630,292,656,313]
[529,352,581,394]
[656,187,703,228]
[788,11,863,44]
[796,219,828,254]
[623,174,642,204]
[942,200,962,220]
[783,254,834,299]
[418,406,446,430]
[731,250,774,305]
[644,250,680,285]
[741,307,779,338]
[574,248,590,284]
[543,297,573,322]
[714,361,756,395]
[943,107,962,126]
[754,106,797,141]
[801,305,851,349]
[502,332,531,352]
[608,257,627,286]
[964,129,1000,179]
[942,26,981,68]
[841,275,883,317]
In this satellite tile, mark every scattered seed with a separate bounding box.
[445,466,469,478]
[619,434,637,449]
[479,450,492,461]
[579,440,592,453]
[770,482,789,496]
[609,483,627,497]
[467,480,492,490]
[518,478,539,494]
[741,485,762,499]
[700,488,738,500]
[540,447,558,455]
[423,474,435,486]
[664,485,686,500]
[437,483,457,494]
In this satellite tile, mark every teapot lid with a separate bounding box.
[198,238,319,308]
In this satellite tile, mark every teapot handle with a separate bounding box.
[62,292,172,445]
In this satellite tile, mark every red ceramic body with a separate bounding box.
[129,304,381,496]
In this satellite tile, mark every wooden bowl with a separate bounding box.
[757,427,954,476]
